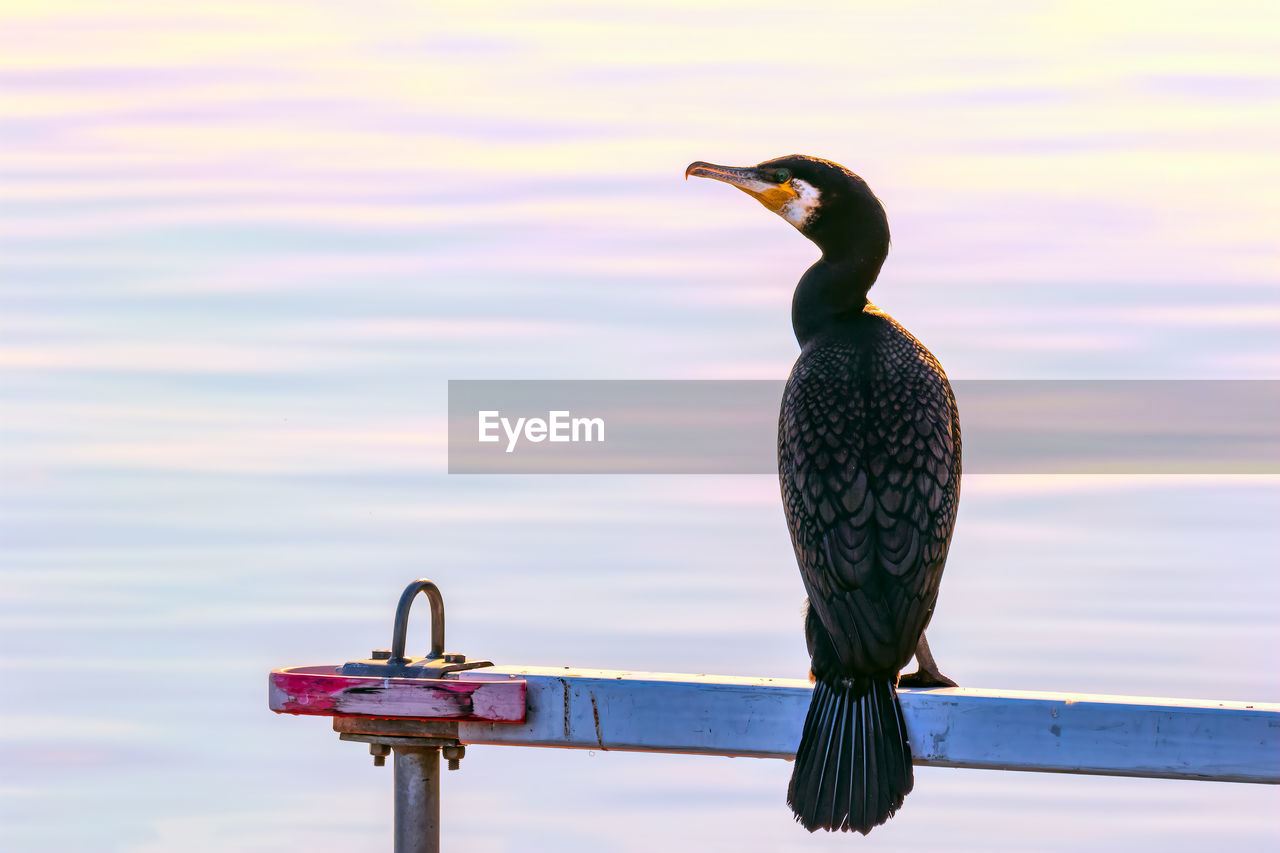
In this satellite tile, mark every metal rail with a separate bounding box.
[334,666,1280,785]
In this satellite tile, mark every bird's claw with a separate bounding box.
[897,670,958,689]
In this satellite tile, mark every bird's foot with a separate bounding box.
[900,632,956,687]
[897,669,957,689]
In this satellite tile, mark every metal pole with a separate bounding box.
[393,746,440,853]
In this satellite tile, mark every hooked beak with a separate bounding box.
[686,160,798,212]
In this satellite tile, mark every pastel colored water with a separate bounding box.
[1,2,1277,851]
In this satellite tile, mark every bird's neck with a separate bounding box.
[791,252,883,346]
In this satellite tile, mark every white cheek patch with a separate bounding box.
[778,178,821,229]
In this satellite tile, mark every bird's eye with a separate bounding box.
[772,169,791,183]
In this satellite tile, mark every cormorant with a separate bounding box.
[687,155,961,834]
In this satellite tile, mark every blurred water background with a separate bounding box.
[1,2,1277,851]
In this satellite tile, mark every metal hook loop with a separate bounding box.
[340,578,491,678]
[389,579,445,664]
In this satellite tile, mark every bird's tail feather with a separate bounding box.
[787,676,913,834]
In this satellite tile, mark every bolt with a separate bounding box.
[442,743,465,770]
[443,653,465,664]
[370,743,390,767]
[371,650,391,660]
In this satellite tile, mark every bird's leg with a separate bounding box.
[897,632,957,688]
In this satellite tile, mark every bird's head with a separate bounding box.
[685,155,889,262]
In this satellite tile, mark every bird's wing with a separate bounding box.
[780,331,960,676]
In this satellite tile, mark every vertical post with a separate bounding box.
[393,746,440,853]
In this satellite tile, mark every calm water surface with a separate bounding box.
[2,2,1278,851]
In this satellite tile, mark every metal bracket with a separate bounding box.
[333,579,497,853]
[339,578,494,678]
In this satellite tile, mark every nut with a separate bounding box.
[442,743,465,770]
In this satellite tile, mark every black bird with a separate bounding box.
[687,155,961,834]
